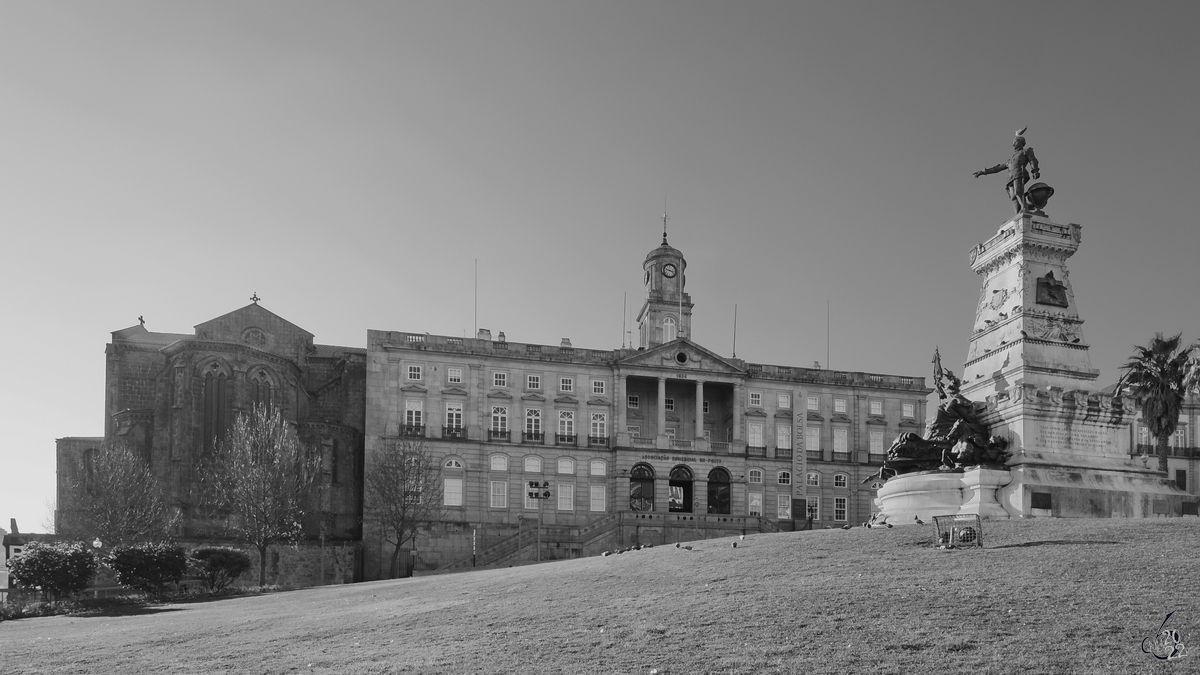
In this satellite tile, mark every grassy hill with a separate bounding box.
[3,518,1198,674]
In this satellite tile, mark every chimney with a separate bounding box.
[10,518,18,535]
[560,338,572,348]
[477,328,492,340]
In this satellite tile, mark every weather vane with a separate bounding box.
[251,292,260,304]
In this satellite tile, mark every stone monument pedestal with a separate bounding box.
[876,467,1013,522]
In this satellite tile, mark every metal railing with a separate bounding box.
[400,424,425,437]
[775,448,793,460]
[746,445,767,457]
[522,431,544,443]
[587,436,609,447]
[489,429,511,442]
[442,426,467,440]
[556,434,577,445]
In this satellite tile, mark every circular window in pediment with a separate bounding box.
[675,352,688,364]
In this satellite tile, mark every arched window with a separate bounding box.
[806,472,821,487]
[707,467,731,515]
[558,458,575,474]
[249,369,274,413]
[662,316,677,342]
[834,473,848,488]
[443,457,464,506]
[668,465,694,513]
[778,471,792,485]
[202,362,230,455]
[524,456,542,473]
[629,463,655,511]
[490,455,508,472]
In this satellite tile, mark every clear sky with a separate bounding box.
[3,1,1198,533]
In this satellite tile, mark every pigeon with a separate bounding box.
[683,545,692,550]
[886,523,894,528]
[602,551,611,557]
[739,534,745,541]
[675,543,681,548]
[842,525,851,530]
[732,542,737,548]
[914,516,925,525]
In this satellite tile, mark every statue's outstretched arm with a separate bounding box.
[1026,148,1040,179]
[973,163,1006,178]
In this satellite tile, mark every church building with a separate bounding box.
[361,234,930,579]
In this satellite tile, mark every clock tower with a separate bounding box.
[637,229,693,349]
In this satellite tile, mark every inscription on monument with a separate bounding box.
[1033,421,1115,454]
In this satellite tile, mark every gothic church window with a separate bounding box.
[202,362,230,455]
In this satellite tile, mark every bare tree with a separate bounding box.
[365,437,444,578]
[58,440,178,545]
[199,405,322,586]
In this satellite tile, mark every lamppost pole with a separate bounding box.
[527,480,551,562]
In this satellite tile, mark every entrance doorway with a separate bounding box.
[707,467,730,514]
[668,465,693,512]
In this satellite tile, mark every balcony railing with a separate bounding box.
[587,435,609,447]
[868,453,886,464]
[400,424,425,438]
[522,431,544,444]
[670,439,693,449]
[710,441,731,453]
[806,450,822,461]
[489,429,511,442]
[442,425,467,440]
[556,433,578,446]
[832,451,851,462]
[775,447,793,460]
[630,436,656,448]
[746,445,767,457]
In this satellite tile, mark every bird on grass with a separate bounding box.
[914,516,925,525]
[732,542,737,548]
[675,542,681,548]
[683,545,693,551]
[842,524,852,530]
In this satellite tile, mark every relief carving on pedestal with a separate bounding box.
[1035,271,1069,307]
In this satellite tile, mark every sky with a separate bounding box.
[3,1,1199,534]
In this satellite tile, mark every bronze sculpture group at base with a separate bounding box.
[866,349,1010,483]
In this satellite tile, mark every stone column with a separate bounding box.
[695,380,705,440]
[657,377,667,439]
[733,384,744,441]
[617,374,627,433]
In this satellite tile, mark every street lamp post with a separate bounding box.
[527,481,551,562]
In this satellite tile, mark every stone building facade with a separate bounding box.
[360,236,930,579]
[57,303,367,584]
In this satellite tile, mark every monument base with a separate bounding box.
[876,467,1013,524]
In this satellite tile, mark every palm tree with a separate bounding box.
[1119,333,1197,473]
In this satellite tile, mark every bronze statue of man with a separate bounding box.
[973,127,1040,214]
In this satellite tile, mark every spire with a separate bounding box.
[662,211,669,245]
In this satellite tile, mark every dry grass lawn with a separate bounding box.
[3,517,1199,674]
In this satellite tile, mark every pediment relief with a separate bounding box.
[866,416,888,425]
[627,410,644,419]
[487,390,512,399]
[443,386,469,397]
[401,384,428,393]
[774,411,794,419]
[703,415,714,424]
[666,412,680,422]
[807,411,824,421]
[587,397,609,406]
[522,392,546,401]
[616,338,745,375]
[555,394,578,404]
[830,414,852,424]
[744,409,768,418]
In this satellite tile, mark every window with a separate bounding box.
[527,374,540,390]
[749,391,762,407]
[627,425,640,437]
[703,400,709,414]
[494,372,507,387]
[748,492,763,516]
[525,486,540,510]
[490,481,507,508]
[249,370,273,412]
[902,402,915,418]
[834,398,846,413]
[748,469,763,484]
[558,411,575,436]
[807,396,819,411]
[834,473,848,488]
[630,463,655,511]
[1176,469,1188,491]
[590,485,606,512]
[833,428,848,453]
[747,422,764,447]
[628,395,640,408]
[491,406,509,432]
[664,398,675,411]
[778,393,791,409]
[446,402,463,430]
[558,483,575,511]
[806,497,820,521]
[806,426,821,453]
[405,400,423,427]
[490,455,508,472]
[560,377,574,392]
[447,368,462,384]
[444,458,464,468]
[592,380,605,395]
[590,413,606,438]
[776,424,792,449]
[525,408,542,436]
[870,431,884,455]
[444,478,463,506]
[202,364,230,455]
[408,365,422,381]
[663,315,677,342]
[870,400,882,416]
[834,497,847,521]
[806,472,820,487]
[558,458,575,474]
[590,459,607,476]
[524,456,542,473]
[778,471,791,485]
[777,494,792,519]
[665,427,676,440]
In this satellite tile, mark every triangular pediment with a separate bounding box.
[616,338,745,375]
[807,411,824,421]
[866,416,888,425]
[555,394,578,404]
[745,409,768,417]
[627,409,644,419]
[193,303,315,357]
[587,397,609,406]
[899,418,922,428]
[443,386,468,397]
[666,412,680,422]
[487,390,512,399]
[401,384,428,393]
[522,392,546,401]
[774,411,794,419]
[831,413,852,424]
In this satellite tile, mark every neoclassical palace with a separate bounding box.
[59,235,931,584]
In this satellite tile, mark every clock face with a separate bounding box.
[662,263,677,278]
[644,270,651,285]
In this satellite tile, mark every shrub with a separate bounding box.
[189,547,253,594]
[6,541,98,602]
[106,543,188,599]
